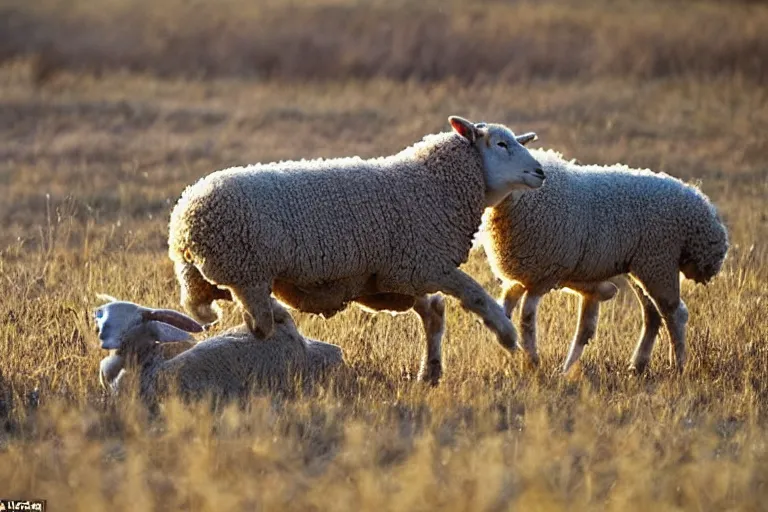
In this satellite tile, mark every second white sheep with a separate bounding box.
[480,146,729,373]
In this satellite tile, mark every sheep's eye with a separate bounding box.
[497,141,508,149]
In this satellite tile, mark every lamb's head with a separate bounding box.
[93,297,204,359]
[449,115,545,207]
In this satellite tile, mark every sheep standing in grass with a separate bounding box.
[168,116,545,383]
[480,147,728,373]
[94,296,344,402]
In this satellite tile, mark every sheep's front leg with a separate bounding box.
[664,299,689,371]
[413,294,446,385]
[627,280,662,374]
[425,269,520,356]
[562,294,600,373]
[231,282,275,340]
[632,265,687,373]
[519,291,542,366]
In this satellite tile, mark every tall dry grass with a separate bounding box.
[1,0,767,84]
[1,0,768,509]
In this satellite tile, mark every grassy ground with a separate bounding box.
[1,0,768,509]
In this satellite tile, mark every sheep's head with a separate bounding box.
[93,296,204,356]
[448,115,545,207]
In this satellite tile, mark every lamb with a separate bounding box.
[94,296,345,402]
[167,116,545,383]
[479,146,729,373]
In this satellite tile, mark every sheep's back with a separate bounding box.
[484,150,712,286]
[160,324,312,397]
[171,133,485,287]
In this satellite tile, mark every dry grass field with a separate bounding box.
[0,0,767,509]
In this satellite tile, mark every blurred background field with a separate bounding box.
[0,0,767,509]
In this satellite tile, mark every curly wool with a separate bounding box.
[169,131,486,305]
[110,320,344,403]
[482,149,729,292]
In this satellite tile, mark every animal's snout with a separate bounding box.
[524,167,545,179]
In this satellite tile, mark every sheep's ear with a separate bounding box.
[95,293,119,304]
[142,308,204,333]
[449,116,480,143]
[148,321,197,344]
[100,354,124,390]
[515,132,538,146]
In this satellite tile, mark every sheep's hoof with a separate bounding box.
[417,359,442,387]
[494,328,519,353]
[562,343,585,373]
[520,352,540,371]
[628,360,649,375]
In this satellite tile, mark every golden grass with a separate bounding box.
[1,1,768,508]
[2,0,767,85]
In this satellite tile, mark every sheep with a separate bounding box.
[167,116,546,384]
[479,146,729,374]
[94,296,345,402]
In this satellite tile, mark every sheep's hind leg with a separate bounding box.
[354,293,446,385]
[561,280,618,373]
[500,282,526,319]
[631,267,687,373]
[175,261,233,324]
[519,291,542,366]
[627,280,662,374]
[562,294,600,373]
[413,294,446,386]
[231,282,275,340]
[423,269,521,359]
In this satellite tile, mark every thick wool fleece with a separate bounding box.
[169,132,486,308]
[116,319,344,402]
[482,149,729,292]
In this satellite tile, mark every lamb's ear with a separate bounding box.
[449,116,480,143]
[100,354,124,390]
[142,308,204,333]
[515,132,538,146]
[95,293,119,304]
[148,321,197,343]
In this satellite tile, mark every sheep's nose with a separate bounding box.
[534,167,545,178]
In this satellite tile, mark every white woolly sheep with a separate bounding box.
[480,147,729,373]
[168,116,545,384]
[94,296,344,402]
